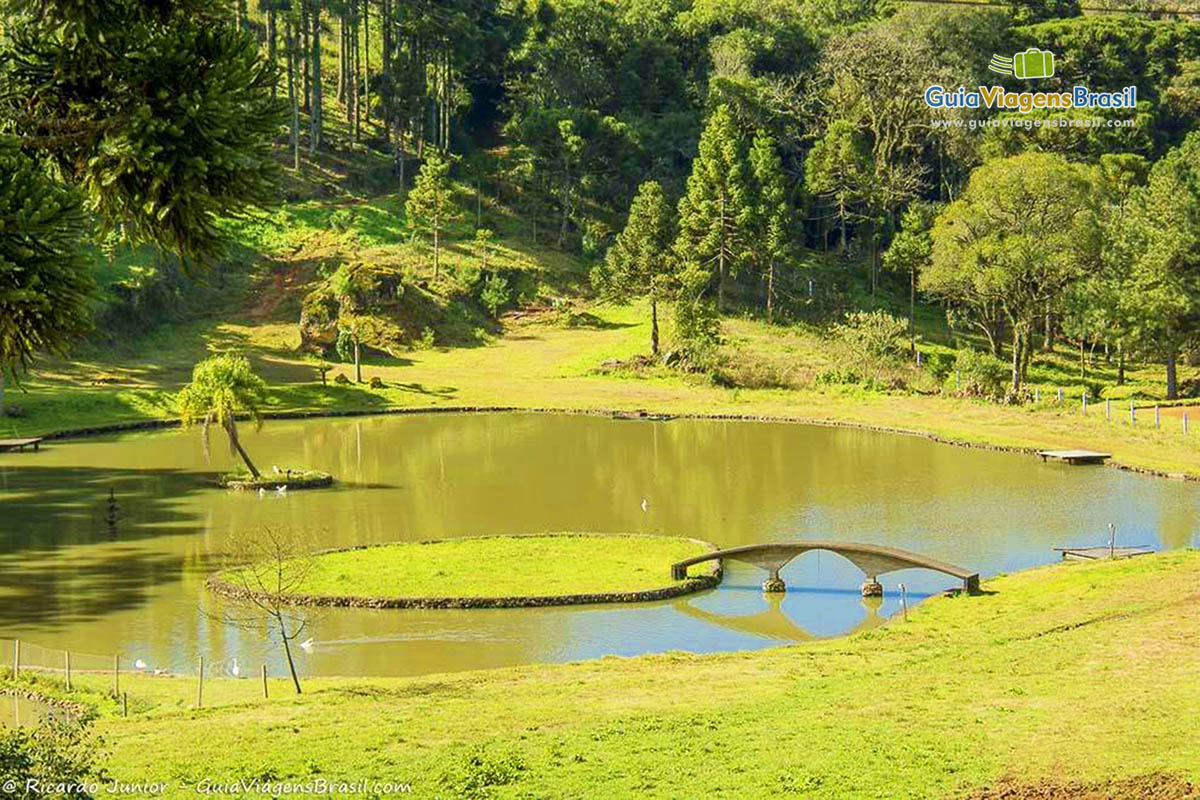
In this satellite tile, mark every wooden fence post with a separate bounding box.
[262,664,269,699]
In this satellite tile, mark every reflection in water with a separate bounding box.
[0,412,1197,678]
[0,695,70,729]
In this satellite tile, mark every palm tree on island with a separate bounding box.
[178,354,268,479]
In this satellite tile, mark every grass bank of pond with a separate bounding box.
[17,551,1197,798]
[12,306,1200,480]
[212,533,717,607]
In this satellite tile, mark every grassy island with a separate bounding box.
[210,533,719,608]
[218,469,334,491]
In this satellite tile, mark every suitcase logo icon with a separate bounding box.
[989,49,1055,79]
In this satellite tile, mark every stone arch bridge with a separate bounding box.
[672,540,980,596]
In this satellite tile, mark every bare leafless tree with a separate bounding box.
[213,526,317,694]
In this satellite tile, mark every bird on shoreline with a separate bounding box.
[299,638,314,652]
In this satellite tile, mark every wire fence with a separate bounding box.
[2,637,290,725]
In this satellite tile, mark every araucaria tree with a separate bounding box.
[405,152,462,278]
[924,152,1097,393]
[0,142,94,417]
[1110,132,1200,399]
[674,104,752,312]
[593,181,677,356]
[178,354,269,479]
[748,131,794,323]
[0,0,286,265]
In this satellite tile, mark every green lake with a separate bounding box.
[0,412,1195,678]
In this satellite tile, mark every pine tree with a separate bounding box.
[405,152,462,277]
[673,105,752,313]
[593,181,676,356]
[0,142,94,416]
[748,131,794,324]
[0,0,286,265]
[805,119,873,256]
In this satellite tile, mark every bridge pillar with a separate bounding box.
[861,576,883,597]
[762,567,786,593]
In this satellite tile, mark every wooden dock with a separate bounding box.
[0,437,43,453]
[1054,545,1153,561]
[1037,449,1111,465]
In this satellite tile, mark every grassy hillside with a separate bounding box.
[8,551,1199,798]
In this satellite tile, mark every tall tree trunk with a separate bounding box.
[337,14,346,104]
[0,371,5,419]
[767,262,775,324]
[908,264,916,351]
[309,2,323,155]
[1117,344,1125,386]
[1010,327,1022,393]
[362,0,370,124]
[352,3,361,141]
[354,334,362,383]
[650,299,659,356]
[1166,353,1178,400]
[1079,338,1086,379]
[268,10,277,99]
[226,419,261,479]
[287,22,299,170]
[301,3,310,113]
[277,615,302,694]
[433,223,440,278]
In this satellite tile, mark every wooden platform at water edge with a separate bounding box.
[1054,545,1154,561]
[0,437,43,453]
[1037,449,1111,465]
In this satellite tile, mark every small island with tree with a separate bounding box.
[177,353,333,491]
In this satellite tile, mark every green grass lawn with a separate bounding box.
[10,299,1200,481]
[8,551,1197,798]
[219,533,714,600]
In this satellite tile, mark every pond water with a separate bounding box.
[0,412,1196,678]
[0,694,70,729]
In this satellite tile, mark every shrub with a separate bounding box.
[479,274,510,318]
[415,327,436,350]
[0,721,99,799]
[954,349,1008,399]
[833,310,908,361]
[368,376,384,389]
[328,208,358,232]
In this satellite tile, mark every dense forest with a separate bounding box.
[4,0,1200,407]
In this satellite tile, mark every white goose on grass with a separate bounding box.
[134,659,148,670]
[230,658,241,677]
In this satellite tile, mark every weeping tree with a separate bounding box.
[0,141,94,418]
[177,354,269,478]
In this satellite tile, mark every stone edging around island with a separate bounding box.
[205,532,724,610]
[35,403,1199,483]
